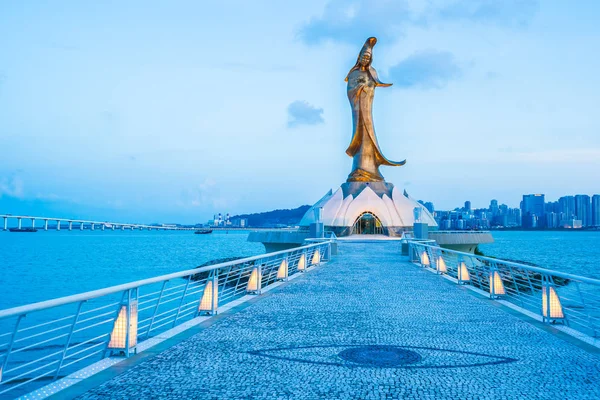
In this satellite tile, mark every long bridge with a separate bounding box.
[0,214,195,232]
[0,239,599,399]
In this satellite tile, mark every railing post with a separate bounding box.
[1,315,24,376]
[541,275,565,324]
[435,249,447,274]
[54,301,84,379]
[2,216,7,231]
[247,261,262,294]
[104,291,126,358]
[125,289,132,357]
[488,263,505,299]
[211,270,219,315]
[107,290,138,358]
[56,220,61,231]
[457,255,470,285]
[277,257,289,282]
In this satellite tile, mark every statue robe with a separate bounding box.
[345,67,405,182]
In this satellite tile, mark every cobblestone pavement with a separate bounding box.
[79,242,600,399]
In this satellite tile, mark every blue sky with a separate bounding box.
[1,0,599,223]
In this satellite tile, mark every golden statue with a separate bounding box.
[345,37,405,182]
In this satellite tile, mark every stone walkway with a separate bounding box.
[78,242,600,399]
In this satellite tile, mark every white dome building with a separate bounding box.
[299,181,436,237]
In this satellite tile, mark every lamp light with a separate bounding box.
[277,259,288,281]
[298,253,306,272]
[198,273,218,315]
[108,300,138,354]
[436,255,447,274]
[421,251,430,267]
[247,267,262,293]
[489,269,505,298]
[542,283,564,322]
[457,260,470,284]
[311,249,321,266]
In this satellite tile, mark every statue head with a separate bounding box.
[357,37,376,67]
[345,37,391,87]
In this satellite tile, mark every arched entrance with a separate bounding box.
[352,212,384,235]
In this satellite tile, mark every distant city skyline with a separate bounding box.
[1,1,600,223]
[422,192,600,230]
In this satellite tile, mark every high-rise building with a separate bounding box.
[490,199,499,216]
[499,204,508,215]
[424,202,434,214]
[545,212,559,229]
[574,195,591,226]
[464,201,471,212]
[558,196,575,220]
[592,195,600,226]
[521,194,545,228]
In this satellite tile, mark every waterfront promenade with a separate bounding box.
[70,242,599,399]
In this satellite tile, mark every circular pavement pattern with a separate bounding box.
[338,345,422,367]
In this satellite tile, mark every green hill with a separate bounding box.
[231,205,310,228]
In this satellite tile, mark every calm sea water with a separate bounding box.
[0,230,264,310]
[1,230,599,310]
[478,230,600,279]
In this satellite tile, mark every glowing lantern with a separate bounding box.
[198,276,218,315]
[421,251,430,267]
[247,267,262,293]
[436,256,447,274]
[542,284,564,322]
[297,253,306,272]
[457,261,470,284]
[489,269,505,298]
[108,300,138,353]
[311,249,321,266]
[277,259,288,281]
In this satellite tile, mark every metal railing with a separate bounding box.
[408,241,600,339]
[0,241,332,398]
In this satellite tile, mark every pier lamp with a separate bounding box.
[436,254,447,274]
[457,259,470,284]
[247,266,262,294]
[108,295,138,357]
[420,250,430,267]
[198,272,219,315]
[277,258,289,281]
[488,268,505,299]
[542,280,564,323]
[298,253,307,272]
[311,249,321,266]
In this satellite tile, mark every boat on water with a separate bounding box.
[9,227,38,233]
[194,229,213,235]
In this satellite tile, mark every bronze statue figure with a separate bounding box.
[345,37,405,182]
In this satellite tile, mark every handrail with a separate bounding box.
[0,240,334,398]
[407,240,600,342]
[408,240,600,286]
[0,241,329,320]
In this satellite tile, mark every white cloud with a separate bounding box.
[0,175,24,199]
